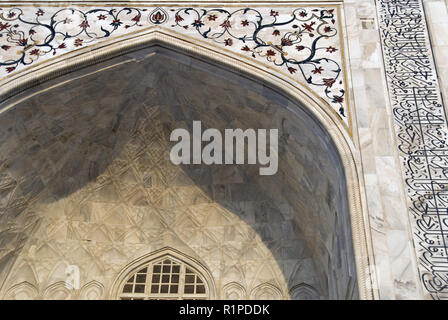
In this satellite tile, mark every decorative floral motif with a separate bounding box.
[0,7,144,71]
[171,7,345,118]
[0,6,349,130]
[149,7,168,25]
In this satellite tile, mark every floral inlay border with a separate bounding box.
[0,5,351,132]
[377,0,448,299]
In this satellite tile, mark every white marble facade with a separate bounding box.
[0,0,447,300]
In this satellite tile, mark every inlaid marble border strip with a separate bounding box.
[376,0,448,299]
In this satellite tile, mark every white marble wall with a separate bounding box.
[343,0,422,299]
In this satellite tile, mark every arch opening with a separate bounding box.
[114,248,214,300]
[0,40,367,300]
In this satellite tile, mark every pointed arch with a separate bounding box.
[289,283,321,300]
[110,247,216,300]
[222,282,247,300]
[0,28,375,300]
[3,281,38,300]
[43,281,72,300]
[1,260,39,295]
[250,283,283,300]
[80,280,105,300]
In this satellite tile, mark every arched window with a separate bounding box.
[119,255,209,300]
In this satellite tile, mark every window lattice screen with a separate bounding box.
[120,258,208,300]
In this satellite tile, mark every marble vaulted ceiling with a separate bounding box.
[0,46,357,299]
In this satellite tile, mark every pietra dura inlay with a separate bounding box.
[0,5,351,133]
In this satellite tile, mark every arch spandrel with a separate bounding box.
[0,4,352,135]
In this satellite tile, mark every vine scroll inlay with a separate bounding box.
[0,5,351,133]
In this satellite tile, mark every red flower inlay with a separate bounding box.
[79,20,90,29]
[241,45,251,52]
[302,22,315,32]
[333,96,344,103]
[152,11,165,23]
[6,66,15,73]
[312,66,324,74]
[208,14,217,21]
[270,10,279,17]
[281,38,293,46]
[220,21,231,29]
[326,46,338,53]
[323,78,336,88]
[0,22,10,31]
[74,38,83,47]
[192,19,204,27]
[18,38,28,46]
[111,19,122,27]
[266,49,276,57]
[30,49,40,56]
[97,14,107,20]
[288,67,297,74]
[175,15,184,23]
[224,38,233,46]
[241,20,249,27]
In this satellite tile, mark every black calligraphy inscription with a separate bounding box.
[377,0,448,299]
